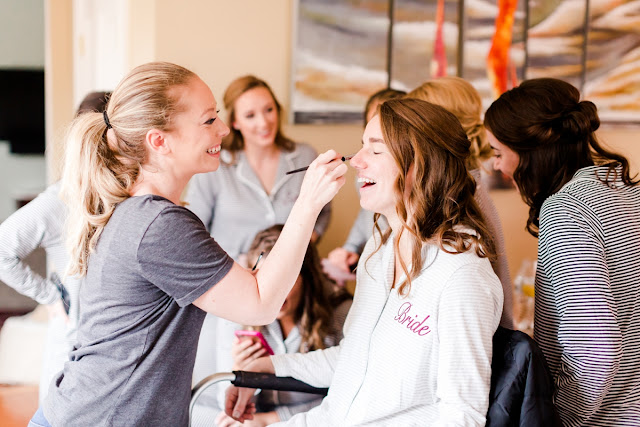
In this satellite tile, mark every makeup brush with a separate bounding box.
[285,154,355,175]
[251,251,264,271]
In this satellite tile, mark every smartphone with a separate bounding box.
[234,330,274,355]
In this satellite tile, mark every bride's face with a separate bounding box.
[350,114,400,220]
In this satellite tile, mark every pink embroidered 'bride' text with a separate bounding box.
[394,302,431,336]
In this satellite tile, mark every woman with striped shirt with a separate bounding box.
[485,78,640,426]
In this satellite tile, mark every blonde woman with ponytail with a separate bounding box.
[31,62,346,427]
[406,76,513,329]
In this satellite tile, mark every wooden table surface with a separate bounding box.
[0,384,38,427]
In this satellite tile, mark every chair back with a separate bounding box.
[486,327,563,426]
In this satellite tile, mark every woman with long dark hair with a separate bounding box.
[485,77,640,426]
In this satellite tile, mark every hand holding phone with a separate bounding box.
[234,330,275,356]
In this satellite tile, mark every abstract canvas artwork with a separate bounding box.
[291,0,392,123]
[291,0,640,124]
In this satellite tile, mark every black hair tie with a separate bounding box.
[103,111,112,129]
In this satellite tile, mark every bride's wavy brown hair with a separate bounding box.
[369,98,496,296]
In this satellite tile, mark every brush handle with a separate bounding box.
[285,155,353,175]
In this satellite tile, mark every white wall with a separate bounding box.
[0,143,47,221]
[72,0,129,108]
[0,0,44,67]
[0,0,46,221]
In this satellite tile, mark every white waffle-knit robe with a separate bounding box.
[271,232,503,426]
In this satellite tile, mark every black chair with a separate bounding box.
[189,371,327,426]
[190,327,562,426]
[487,327,563,426]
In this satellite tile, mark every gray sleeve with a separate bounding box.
[314,198,331,238]
[0,186,63,304]
[184,172,217,232]
[343,208,375,254]
[328,299,352,343]
[475,183,513,328]
[137,205,235,307]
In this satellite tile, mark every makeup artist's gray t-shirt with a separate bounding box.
[43,195,234,426]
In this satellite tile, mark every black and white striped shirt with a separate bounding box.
[535,165,640,426]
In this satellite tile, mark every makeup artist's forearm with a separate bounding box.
[253,201,318,310]
[193,201,321,324]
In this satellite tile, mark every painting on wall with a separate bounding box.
[580,2,639,123]
[291,0,640,124]
[290,0,394,124]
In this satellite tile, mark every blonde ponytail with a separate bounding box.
[61,114,133,275]
[61,62,196,276]
[466,122,492,171]
[406,76,492,170]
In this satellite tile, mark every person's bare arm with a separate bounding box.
[193,150,347,325]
